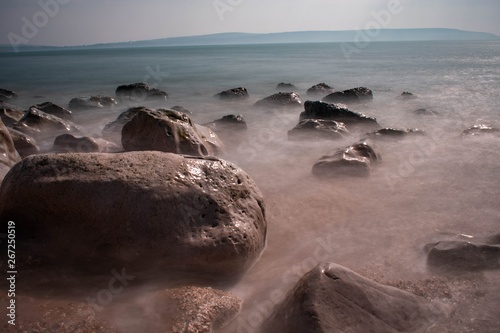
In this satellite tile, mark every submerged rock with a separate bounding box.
[261,263,444,333]
[214,87,249,101]
[312,141,380,177]
[398,91,418,100]
[276,82,297,91]
[322,87,373,104]
[254,92,302,109]
[69,95,117,110]
[307,83,335,97]
[300,101,379,129]
[53,134,100,153]
[425,241,500,271]
[122,108,224,156]
[145,286,241,332]
[34,101,73,120]
[462,124,499,137]
[7,128,39,157]
[116,82,168,102]
[363,128,426,140]
[288,119,349,141]
[0,88,18,101]
[204,114,248,132]
[0,152,267,278]
[413,108,439,116]
[0,119,21,179]
[171,105,193,114]
[0,102,24,127]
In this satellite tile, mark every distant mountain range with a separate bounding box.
[1,28,498,52]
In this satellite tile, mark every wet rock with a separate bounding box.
[363,128,426,140]
[214,87,249,101]
[34,101,73,121]
[171,105,193,114]
[0,102,24,127]
[276,82,297,91]
[462,124,499,137]
[12,107,83,141]
[312,141,380,177]
[122,108,224,156]
[413,108,439,116]
[322,87,373,104]
[204,115,248,132]
[399,91,418,100]
[0,88,18,101]
[94,138,121,153]
[254,92,302,109]
[7,128,39,157]
[425,241,500,271]
[102,106,145,143]
[300,101,379,129]
[69,96,112,110]
[261,263,444,333]
[115,82,168,102]
[307,83,335,97]
[53,134,100,153]
[145,286,241,332]
[0,152,267,277]
[288,119,349,141]
[0,119,21,179]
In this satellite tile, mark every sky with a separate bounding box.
[0,0,499,46]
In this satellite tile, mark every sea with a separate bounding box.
[1,40,500,332]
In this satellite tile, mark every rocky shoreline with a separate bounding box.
[1,82,499,332]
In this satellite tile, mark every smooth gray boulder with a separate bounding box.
[115,82,168,102]
[322,87,373,104]
[34,102,74,120]
[254,92,302,109]
[260,263,444,333]
[0,119,21,179]
[7,128,39,157]
[300,101,379,129]
[307,83,335,97]
[0,152,266,277]
[312,141,380,177]
[214,87,249,101]
[288,119,349,141]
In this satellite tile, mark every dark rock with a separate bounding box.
[300,101,379,128]
[121,108,223,156]
[0,102,24,127]
[102,106,145,143]
[214,87,249,101]
[34,102,73,121]
[0,119,21,179]
[425,241,500,271]
[0,152,267,277]
[204,115,248,132]
[399,91,418,100]
[7,128,39,157]
[276,83,297,91]
[413,108,439,116]
[69,96,116,110]
[323,87,373,104]
[0,88,18,101]
[312,141,380,177]
[115,82,168,102]
[12,107,83,140]
[254,92,302,108]
[363,128,426,140]
[462,124,499,137]
[261,263,444,333]
[53,134,100,153]
[145,286,241,332]
[307,83,335,97]
[171,105,193,114]
[288,119,349,141]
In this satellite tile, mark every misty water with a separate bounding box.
[1,40,500,332]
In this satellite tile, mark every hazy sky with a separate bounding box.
[0,0,499,46]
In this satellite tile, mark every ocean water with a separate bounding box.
[1,40,500,332]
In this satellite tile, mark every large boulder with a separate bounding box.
[0,102,24,127]
[307,83,335,97]
[53,134,100,153]
[102,106,145,143]
[261,263,444,333]
[214,87,249,101]
[144,286,241,332]
[7,128,39,157]
[12,107,83,140]
[122,108,223,156]
[69,95,117,110]
[288,119,349,141]
[254,92,302,109]
[300,101,379,129]
[0,119,21,179]
[323,87,373,104]
[115,83,168,102]
[0,152,267,277]
[34,101,73,120]
[425,241,500,271]
[0,88,18,101]
[312,141,380,177]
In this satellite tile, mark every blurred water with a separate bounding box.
[1,40,500,332]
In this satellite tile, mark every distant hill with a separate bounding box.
[1,28,498,52]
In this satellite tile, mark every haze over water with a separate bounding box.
[1,40,499,332]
